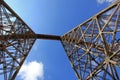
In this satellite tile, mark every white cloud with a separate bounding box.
[18,61,44,80]
[97,0,116,4]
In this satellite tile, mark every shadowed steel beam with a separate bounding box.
[35,34,61,40]
[0,34,61,40]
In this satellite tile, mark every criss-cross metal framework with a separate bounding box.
[0,0,120,80]
[0,0,60,80]
[0,1,36,80]
[61,1,120,80]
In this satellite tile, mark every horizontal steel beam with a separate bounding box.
[35,34,61,40]
[0,34,61,41]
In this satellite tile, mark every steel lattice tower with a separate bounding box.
[0,0,60,80]
[0,0,120,80]
[61,1,120,80]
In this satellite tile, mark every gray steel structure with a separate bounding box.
[61,1,120,80]
[0,0,120,80]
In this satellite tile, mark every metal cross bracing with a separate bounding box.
[61,1,120,80]
[0,0,120,80]
[0,0,61,80]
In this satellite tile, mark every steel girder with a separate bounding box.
[61,1,120,80]
[0,0,36,80]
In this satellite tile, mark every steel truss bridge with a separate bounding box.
[0,0,120,80]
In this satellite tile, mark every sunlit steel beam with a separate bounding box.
[61,0,120,80]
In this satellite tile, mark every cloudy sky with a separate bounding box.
[4,0,116,80]
[97,0,116,4]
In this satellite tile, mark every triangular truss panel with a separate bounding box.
[61,1,120,80]
[0,1,36,80]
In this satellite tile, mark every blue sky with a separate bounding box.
[4,0,116,80]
